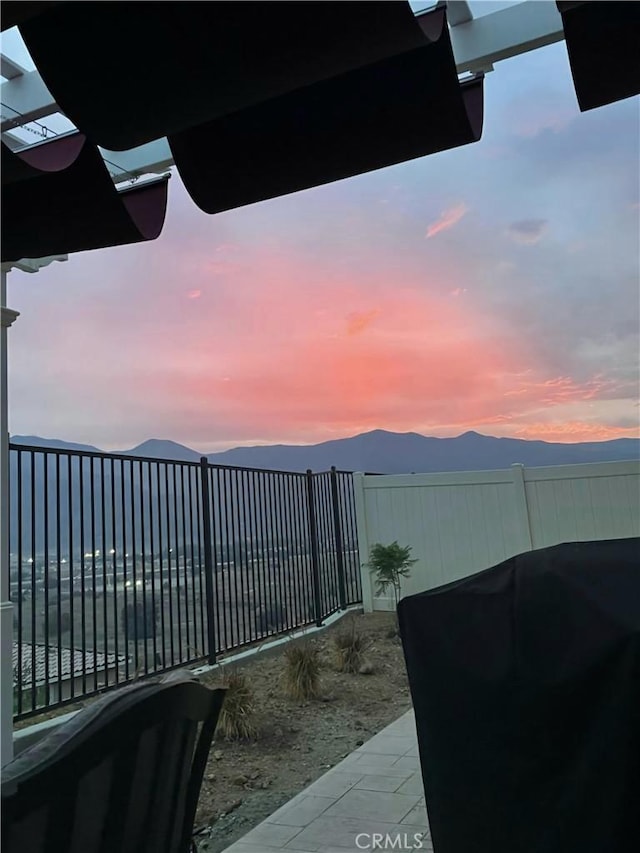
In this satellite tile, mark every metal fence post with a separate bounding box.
[330,467,348,610]
[199,457,217,664]
[305,470,323,627]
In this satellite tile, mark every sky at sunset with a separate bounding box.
[6,32,640,452]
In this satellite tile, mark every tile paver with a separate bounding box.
[323,788,420,822]
[344,751,404,768]
[400,802,429,826]
[338,759,415,779]
[395,772,425,797]
[356,734,417,755]
[236,821,304,848]
[353,774,405,793]
[222,710,430,853]
[227,846,319,853]
[392,756,421,771]
[268,795,336,827]
[304,771,366,798]
[288,814,420,851]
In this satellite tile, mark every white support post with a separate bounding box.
[511,463,533,553]
[353,473,374,613]
[1,270,19,767]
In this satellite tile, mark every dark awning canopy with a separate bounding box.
[2,132,85,186]
[171,8,483,214]
[556,1,640,111]
[17,1,432,152]
[1,1,485,254]
[0,1,66,32]
[2,2,639,262]
[2,135,168,262]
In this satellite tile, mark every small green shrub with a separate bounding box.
[283,640,320,700]
[216,670,258,741]
[333,620,367,674]
[365,541,417,634]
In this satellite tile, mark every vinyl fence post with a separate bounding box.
[352,472,374,613]
[511,463,533,552]
[200,458,217,664]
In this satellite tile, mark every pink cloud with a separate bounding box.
[187,289,201,299]
[10,214,636,450]
[345,309,380,336]
[514,422,640,442]
[129,246,631,447]
[426,203,468,239]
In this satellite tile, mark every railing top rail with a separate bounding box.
[204,460,309,477]
[310,468,361,476]
[9,442,355,478]
[9,443,202,469]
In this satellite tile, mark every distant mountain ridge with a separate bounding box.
[11,429,640,474]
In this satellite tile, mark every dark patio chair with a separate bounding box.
[1,673,226,853]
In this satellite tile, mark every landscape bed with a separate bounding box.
[195,611,411,852]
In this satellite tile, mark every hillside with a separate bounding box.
[11,429,640,473]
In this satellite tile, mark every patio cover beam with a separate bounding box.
[447,0,564,75]
[0,54,28,80]
[0,2,565,181]
[447,2,473,27]
[0,68,59,130]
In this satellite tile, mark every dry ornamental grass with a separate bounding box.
[282,640,321,700]
[215,670,258,741]
[332,620,367,673]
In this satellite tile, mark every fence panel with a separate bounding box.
[312,472,342,619]
[335,470,361,605]
[355,460,640,611]
[9,447,207,719]
[9,444,361,719]
[524,461,640,548]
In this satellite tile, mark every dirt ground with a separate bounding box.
[195,611,412,852]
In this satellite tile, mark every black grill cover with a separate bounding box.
[399,538,640,853]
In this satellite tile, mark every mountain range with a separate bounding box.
[11,429,640,474]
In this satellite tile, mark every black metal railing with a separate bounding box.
[8,444,362,720]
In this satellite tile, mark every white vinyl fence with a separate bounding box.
[354,460,640,611]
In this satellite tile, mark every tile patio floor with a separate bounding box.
[222,710,431,853]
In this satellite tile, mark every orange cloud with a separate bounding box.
[502,375,624,407]
[135,247,538,441]
[31,237,636,450]
[426,203,468,239]
[513,422,640,442]
[345,309,380,336]
[115,239,638,447]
